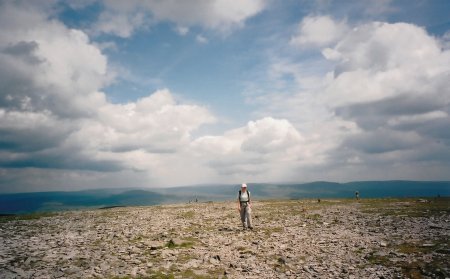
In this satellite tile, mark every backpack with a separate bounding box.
[238,190,251,202]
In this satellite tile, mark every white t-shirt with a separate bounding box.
[239,190,249,202]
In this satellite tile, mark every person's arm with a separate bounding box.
[237,192,241,211]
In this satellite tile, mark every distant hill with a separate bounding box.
[0,181,448,214]
[0,189,168,214]
[157,180,449,200]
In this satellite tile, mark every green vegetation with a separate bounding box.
[365,253,390,266]
[177,268,225,279]
[148,271,175,279]
[178,210,195,219]
[358,197,450,278]
[306,213,321,220]
[360,197,450,217]
[262,226,283,238]
[144,268,225,279]
[130,234,146,243]
[165,239,196,249]
[166,239,176,249]
[0,212,57,223]
[396,242,436,254]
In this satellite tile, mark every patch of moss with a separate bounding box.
[130,234,145,243]
[166,239,176,249]
[364,238,449,278]
[178,211,195,219]
[365,253,390,266]
[306,213,321,220]
[146,268,225,279]
[154,273,175,279]
[262,226,283,237]
[178,268,225,279]
[360,197,450,217]
[0,212,58,223]
[165,239,195,249]
[396,259,449,279]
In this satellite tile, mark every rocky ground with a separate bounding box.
[0,198,449,279]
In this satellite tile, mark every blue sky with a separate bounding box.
[0,0,450,192]
[76,0,450,127]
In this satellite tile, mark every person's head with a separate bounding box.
[241,183,247,191]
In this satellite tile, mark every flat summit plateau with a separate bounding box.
[1,198,449,278]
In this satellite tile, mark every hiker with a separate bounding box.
[237,183,253,230]
[355,191,360,200]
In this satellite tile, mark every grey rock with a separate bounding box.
[0,199,445,279]
[63,266,81,275]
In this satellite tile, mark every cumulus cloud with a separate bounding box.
[441,30,450,50]
[175,26,189,36]
[2,0,450,191]
[196,34,208,44]
[93,9,147,38]
[0,2,218,191]
[0,0,107,172]
[82,89,216,154]
[0,110,72,153]
[0,2,110,118]
[189,117,320,182]
[255,20,450,181]
[324,23,450,180]
[290,15,348,48]
[361,0,396,17]
[324,22,450,136]
[91,0,266,37]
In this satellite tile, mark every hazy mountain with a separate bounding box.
[1,181,448,214]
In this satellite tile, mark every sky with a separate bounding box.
[0,0,450,193]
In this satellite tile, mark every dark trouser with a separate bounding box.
[240,202,252,229]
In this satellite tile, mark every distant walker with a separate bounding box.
[237,183,253,230]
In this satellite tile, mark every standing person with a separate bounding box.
[237,183,253,230]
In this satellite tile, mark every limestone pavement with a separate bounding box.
[0,198,448,278]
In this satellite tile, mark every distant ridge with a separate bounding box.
[0,181,448,214]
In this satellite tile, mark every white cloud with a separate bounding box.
[175,26,189,36]
[254,20,450,181]
[93,9,147,37]
[142,0,266,31]
[241,117,303,154]
[2,1,450,191]
[196,34,208,44]
[441,30,450,50]
[0,2,110,118]
[321,47,341,60]
[0,2,219,191]
[93,41,118,51]
[0,0,116,172]
[386,111,448,127]
[65,0,98,10]
[324,22,449,107]
[328,21,450,173]
[86,89,216,154]
[290,15,348,48]
[92,0,266,37]
[190,117,304,180]
[361,0,395,16]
